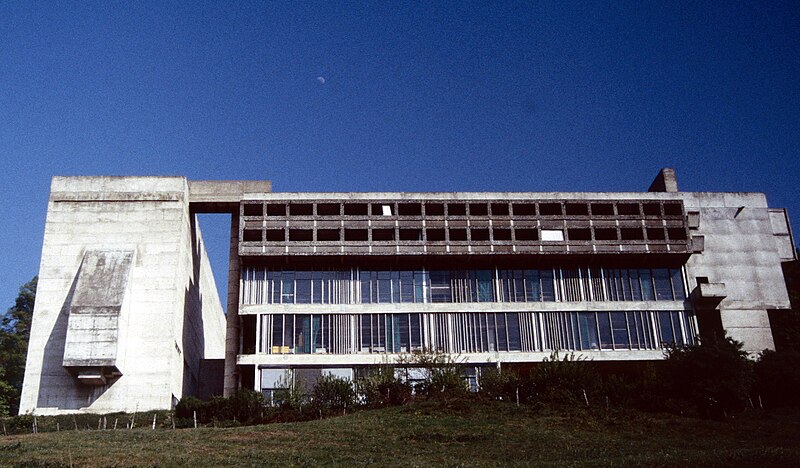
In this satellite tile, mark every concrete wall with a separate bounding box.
[19,177,226,415]
[681,193,793,353]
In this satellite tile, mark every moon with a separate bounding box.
[316,76,326,84]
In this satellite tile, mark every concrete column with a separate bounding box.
[223,214,241,397]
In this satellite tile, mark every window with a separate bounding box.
[317,203,340,215]
[541,229,564,241]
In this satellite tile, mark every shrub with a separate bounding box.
[311,375,356,415]
[532,351,599,405]
[754,348,800,408]
[478,367,534,403]
[405,350,468,399]
[663,335,752,418]
[357,365,413,408]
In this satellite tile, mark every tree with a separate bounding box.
[663,335,752,418]
[0,276,37,416]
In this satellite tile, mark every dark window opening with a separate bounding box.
[317,203,340,216]
[539,203,562,216]
[491,203,509,216]
[317,229,340,241]
[493,228,512,241]
[470,228,490,241]
[243,204,262,216]
[289,203,313,216]
[617,203,641,216]
[344,204,369,216]
[266,204,286,216]
[696,276,709,286]
[243,229,262,242]
[663,204,683,216]
[667,228,687,240]
[594,228,617,240]
[399,229,423,241]
[469,203,488,216]
[565,203,589,216]
[646,228,666,240]
[426,228,446,241]
[449,228,468,241]
[621,228,644,240]
[344,229,369,241]
[241,316,257,354]
[591,203,614,216]
[567,228,591,241]
[398,203,422,216]
[425,203,445,216]
[372,229,395,241]
[265,229,285,241]
[516,228,538,241]
[447,203,467,216]
[643,203,661,216]
[512,203,536,216]
[289,229,313,241]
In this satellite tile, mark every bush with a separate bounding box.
[532,351,599,405]
[754,348,800,408]
[405,350,468,399]
[175,390,264,424]
[478,367,535,403]
[357,365,413,408]
[663,335,752,418]
[311,375,356,415]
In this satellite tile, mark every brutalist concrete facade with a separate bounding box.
[19,170,796,414]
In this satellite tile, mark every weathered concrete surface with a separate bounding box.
[20,177,226,415]
[62,250,134,375]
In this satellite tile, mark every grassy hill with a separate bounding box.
[1,400,799,467]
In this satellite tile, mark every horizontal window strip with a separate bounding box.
[241,267,687,305]
[256,310,695,355]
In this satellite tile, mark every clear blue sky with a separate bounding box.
[1,1,798,311]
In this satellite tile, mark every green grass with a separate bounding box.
[1,401,799,467]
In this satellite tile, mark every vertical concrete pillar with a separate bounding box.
[223,214,240,397]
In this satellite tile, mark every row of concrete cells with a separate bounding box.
[242,225,688,243]
[242,201,684,218]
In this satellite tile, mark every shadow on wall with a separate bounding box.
[36,265,112,410]
[182,215,207,399]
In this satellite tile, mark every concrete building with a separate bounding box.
[19,170,796,414]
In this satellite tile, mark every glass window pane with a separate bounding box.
[377,271,392,303]
[271,314,284,350]
[429,270,452,303]
[671,269,686,300]
[598,312,613,350]
[360,271,371,304]
[578,312,599,350]
[507,313,521,351]
[295,272,312,303]
[540,270,556,301]
[640,269,655,301]
[658,311,675,345]
[525,270,541,302]
[281,271,295,303]
[611,312,630,349]
[629,269,642,301]
[653,269,672,300]
[294,315,311,353]
[477,270,494,302]
[399,271,415,303]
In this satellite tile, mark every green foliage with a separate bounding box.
[478,367,529,403]
[754,348,800,408]
[357,365,412,407]
[663,335,753,417]
[311,375,355,415]
[404,350,468,399]
[0,276,37,416]
[174,390,264,425]
[273,375,309,410]
[533,351,599,405]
